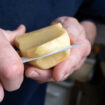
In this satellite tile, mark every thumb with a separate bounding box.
[1,25,26,44]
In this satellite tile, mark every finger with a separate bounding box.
[53,57,73,81]
[52,17,86,42]
[25,66,52,83]
[73,57,86,70]
[0,82,4,102]
[1,25,26,45]
[0,30,24,91]
[53,44,88,81]
[51,16,72,25]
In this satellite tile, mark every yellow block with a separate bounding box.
[15,23,70,69]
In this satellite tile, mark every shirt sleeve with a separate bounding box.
[75,0,105,24]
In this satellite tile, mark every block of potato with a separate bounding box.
[15,23,70,69]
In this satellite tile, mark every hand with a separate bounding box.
[0,25,26,102]
[25,17,91,83]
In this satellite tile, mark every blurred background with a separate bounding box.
[45,24,105,105]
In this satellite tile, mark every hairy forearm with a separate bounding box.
[80,21,97,45]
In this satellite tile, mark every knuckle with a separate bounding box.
[55,17,78,24]
[56,16,68,21]
[68,17,78,23]
[3,62,23,80]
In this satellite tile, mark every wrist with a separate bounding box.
[80,21,97,45]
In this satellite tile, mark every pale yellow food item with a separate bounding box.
[15,23,70,69]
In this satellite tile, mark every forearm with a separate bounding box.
[80,21,97,45]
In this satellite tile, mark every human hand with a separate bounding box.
[25,17,91,83]
[0,25,26,102]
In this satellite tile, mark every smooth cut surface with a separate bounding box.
[15,23,70,69]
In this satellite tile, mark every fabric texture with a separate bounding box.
[0,0,105,105]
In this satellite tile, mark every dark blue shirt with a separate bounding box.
[0,0,105,105]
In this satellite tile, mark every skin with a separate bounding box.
[0,17,96,102]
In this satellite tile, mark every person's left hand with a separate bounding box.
[25,17,91,83]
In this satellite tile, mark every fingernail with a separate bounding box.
[56,73,65,81]
[60,73,69,81]
[63,73,69,80]
[28,71,39,78]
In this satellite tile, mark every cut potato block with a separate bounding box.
[15,23,70,69]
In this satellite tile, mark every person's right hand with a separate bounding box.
[0,25,26,102]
